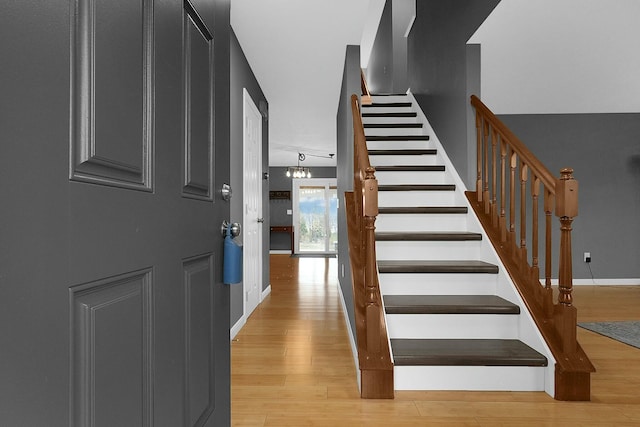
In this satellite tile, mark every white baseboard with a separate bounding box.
[542,278,640,286]
[230,316,246,340]
[261,284,272,300]
[337,280,360,392]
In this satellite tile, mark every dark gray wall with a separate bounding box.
[337,45,361,344]
[499,113,640,279]
[366,0,393,94]
[230,29,270,326]
[406,0,500,189]
[268,167,336,251]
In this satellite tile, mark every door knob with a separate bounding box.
[221,220,241,237]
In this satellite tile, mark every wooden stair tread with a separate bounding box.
[376,232,481,241]
[384,295,520,315]
[368,149,437,156]
[362,112,417,118]
[379,184,455,191]
[391,339,548,366]
[378,206,468,214]
[364,123,423,128]
[378,260,499,274]
[374,165,445,172]
[362,102,412,108]
[367,135,430,141]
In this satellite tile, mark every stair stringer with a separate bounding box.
[395,90,557,397]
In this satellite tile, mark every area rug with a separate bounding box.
[578,321,640,349]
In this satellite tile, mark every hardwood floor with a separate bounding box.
[231,254,640,426]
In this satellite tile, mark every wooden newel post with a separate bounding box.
[555,168,578,353]
[363,167,380,354]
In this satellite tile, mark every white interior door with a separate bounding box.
[243,89,263,318]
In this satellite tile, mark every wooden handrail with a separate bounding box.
[360,69,372,106]
[468,95,594,401]
[345,94,393,398]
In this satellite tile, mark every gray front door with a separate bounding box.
[0,1,230,426]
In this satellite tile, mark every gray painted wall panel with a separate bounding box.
[230,30,270,328]
[337,45,361,344]
[366,0,393,94]
[499,113,640,279]
[406,0,500,189]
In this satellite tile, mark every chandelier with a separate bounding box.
[286,153,311,178]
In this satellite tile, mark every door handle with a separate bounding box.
[221,220,241,237]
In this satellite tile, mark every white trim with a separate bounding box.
[261,284,272,300]
[230,316,246,340]
[337,280,361,392]
[269,250,291,255]
[242,88,263,320]
[543,279,640,286]
[404,14,416,38]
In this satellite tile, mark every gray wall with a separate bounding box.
[366,0,393,94]
[336,45,361,343]
[230,29,270,327]
[406,0,500,189]
[499,113,640,279]
[268,167,336,251]
[366,0,414,94]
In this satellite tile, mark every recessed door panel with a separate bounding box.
[184,254,215,426]
[182,11,214,201]
[71,0,153,191]
[70,269,153,427]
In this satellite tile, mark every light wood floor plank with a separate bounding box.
[231,255,640,425]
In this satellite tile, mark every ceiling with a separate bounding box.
[231,0,385,167]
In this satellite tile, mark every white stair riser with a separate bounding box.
[377,214,468,232]
[366,140,435,151]
[376,240,482,260]
[386,314,518,339]
[365,128,426,137]
[363,116,419,125]
[378,191,459,207]
[379,273,498,295]
[370,95,411,103]
[394,366,546,391]
[375,171,447,185]
[370,155,439,166]
[362,106,413,114]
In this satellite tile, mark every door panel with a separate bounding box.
[0,0,230,426]
[71,0,153,191]
[183,254,216,426]
[70,269,153,427]
[183,10,214,201]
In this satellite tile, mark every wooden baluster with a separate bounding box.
[519,161,528,267]
[555,168,578,354]
[475,110,483,202]
[531,175,540,284]
[509,149,517,256]
[483,120,490,214]
[544,188,554,317]
[491,128,498,226]
[499,138,507,242]
[363,167,380,354]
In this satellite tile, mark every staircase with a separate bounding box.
[362,93,554,393]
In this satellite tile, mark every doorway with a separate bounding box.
[243,89,263,319]
[292,178,338,254]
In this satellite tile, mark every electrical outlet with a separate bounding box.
[584,252,591,263]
